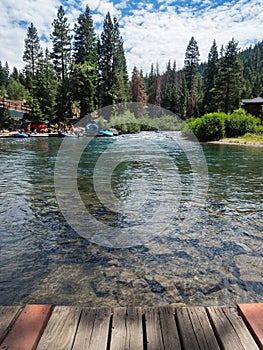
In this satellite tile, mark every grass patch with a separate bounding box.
[219,133,263,145]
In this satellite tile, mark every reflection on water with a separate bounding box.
[0,133,262,306]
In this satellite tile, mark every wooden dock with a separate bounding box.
[0,304,262,349]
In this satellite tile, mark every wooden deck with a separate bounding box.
[0,304,262,349]
[0,99,32,113]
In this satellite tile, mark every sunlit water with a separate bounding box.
[0,132,262,306]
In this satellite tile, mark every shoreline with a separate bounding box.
[207,139,263,147]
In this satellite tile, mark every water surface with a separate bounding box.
[0,133,262,306]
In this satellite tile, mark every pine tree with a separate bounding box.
[214,38,244,113]
[73,5,97,64]
[3,62,9,87]
[161,60,179,114]
[179,74,188,118]
[0,62,10,97]
[252,74,263,97]
[111,17,130,106]
[97,12,115,108]
[71,5,98,116]
[203,40,219,113]
[147,63,162,118]
[18,72,26,87]
[6,78,29,100]
[147,64,155,98]
[161,60,172,110]
[30,97,44,122]
[50,5,72,118]
[130,66,146,117]
[50,6,71,84]
[184,37,200,91]
[148,63,161,107]
[130,66,146,103]
[0,61,6,90]
[10,67,19,81]
[184,37,200,117]
[98,13,129,110]
[23,23,43,82]
[35,48,58,121]
[240,41,263,98]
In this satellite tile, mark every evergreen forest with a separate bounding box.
[0,5,262,126]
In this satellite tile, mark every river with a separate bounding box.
[0,132,262,306]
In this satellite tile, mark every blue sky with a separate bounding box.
[0,0,262,75]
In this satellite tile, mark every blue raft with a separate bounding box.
[14,133,29,138]
[59,132,79,138]
[99,129,114,137]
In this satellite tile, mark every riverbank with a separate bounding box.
[208,134,263,147]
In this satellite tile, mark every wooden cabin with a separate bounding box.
[241,97,263,123]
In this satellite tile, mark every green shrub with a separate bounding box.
[93,116,108,130]
[138,116,159,131]
[184,109,260,142]
[182,117,199,139]
[225,109,259,137]
[109,111,140,134]
[184,113,226,142]
[157,114,182,131]
[109,112,183,133]
[255,124,263,134]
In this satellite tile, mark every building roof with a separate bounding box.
[241,97,263,104]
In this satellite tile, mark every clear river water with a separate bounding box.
[0,132,262,307]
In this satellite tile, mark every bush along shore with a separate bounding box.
[182,108,263,143]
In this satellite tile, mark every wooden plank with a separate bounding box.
[176,307,202,350]
[72,307,111,350]
[238,303,263,350]
[36,306,81,350]
[158,306,182,350]
[207,306,259,350]
[125,307,144,350]
[144,307,165,350]
[0,306,22,343]
[110,307,144,350]
[176,307,220,350]
[0,304,52,350]
[188,307,220,350]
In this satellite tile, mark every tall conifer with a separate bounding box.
[184,37,200,117]
[130,66,146,117]
[71,5,98,116]
[214,38,244,113]
[50,5,72,118]
[50,6,71,84]
[23,23,42,79]
[98,12,115,108]
[203,40,219,113]
[23,23,42,95]
[35,48,58,121]
[111,17,130,106]
[98,13,129,110]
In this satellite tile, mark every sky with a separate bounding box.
[0,0,262,76]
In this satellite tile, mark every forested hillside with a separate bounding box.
[0,4,262,123]
[143,39,263,119]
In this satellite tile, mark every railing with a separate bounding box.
[0,99,32,113]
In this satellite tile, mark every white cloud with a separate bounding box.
[0,0,262,77]
[121,0,263,74]
[0,0,60,71]
[96,1,118,16]
[81,0,120,17]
